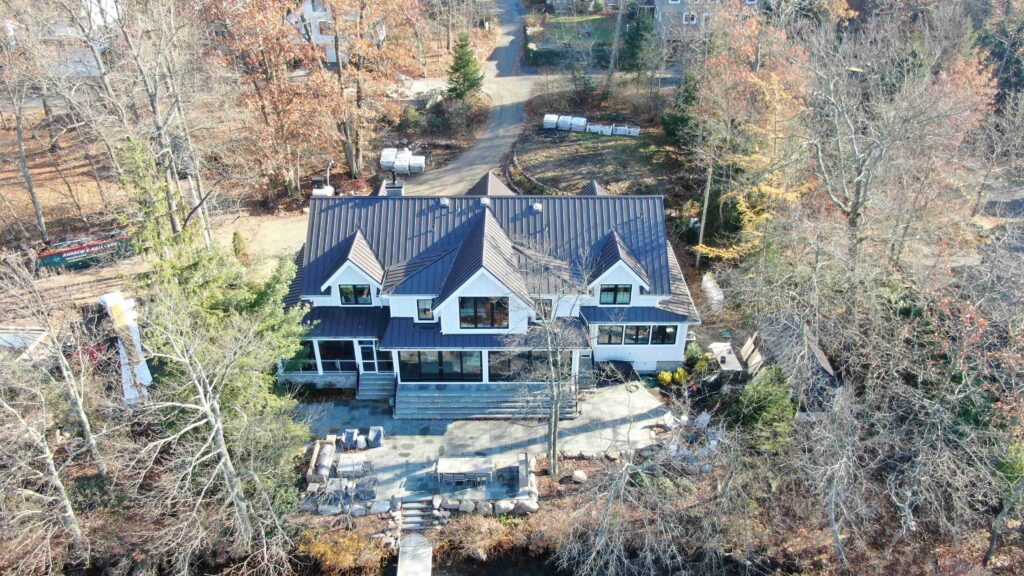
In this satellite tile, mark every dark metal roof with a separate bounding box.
[379,317,589,350]
[434,209,532,307]
[465,172,515,196]
[578,180,607,196]
[591,230,651,286]
[284,246,305,307]
[659,243,700,323]
[303,306,390,339]
[323,230,385,290]
[580,306,689,323]
[301,195,675,298]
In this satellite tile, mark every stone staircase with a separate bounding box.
[356,373,397,400]
[393,382,578,420]
[397,499,438,531]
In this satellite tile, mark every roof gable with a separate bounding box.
[578,180,607,196]
[465,172,515,196]
[591,230,650,286]
[319,229,385,292]
[434,209,532,307]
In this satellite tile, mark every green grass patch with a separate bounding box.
[544,14,616,45]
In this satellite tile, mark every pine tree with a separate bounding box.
[621,13,659,74]
[446,32,484,101]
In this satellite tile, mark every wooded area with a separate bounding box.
[1,0,1023,574]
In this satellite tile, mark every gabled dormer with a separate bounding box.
[316,230,385,307]
[432,209,533,334]
[588,231,651,306]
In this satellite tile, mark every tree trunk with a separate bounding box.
[14,107,47,242]
[209,401,254,539]
[604,3,625,94]
[695,159,714,268]
[40,91,60,152]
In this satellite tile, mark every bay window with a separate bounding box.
[651,325,678,345]
[624,325,651,345]
[597,325,624,345]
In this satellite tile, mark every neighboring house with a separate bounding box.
[3,0,118,78]
[287,0,387,65]
[652,0,759,38]
[280,174,700,419]
[289,0,339,64]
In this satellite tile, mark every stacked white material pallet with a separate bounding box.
[541,114,639,137]
[381,148,426,175]
[380,148,398,170]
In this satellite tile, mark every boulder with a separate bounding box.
[441,497,460,511]
[369,500,391,515]
[580,449,602,460]
[493,500,515,515]
[514,499,539,515]
[432,494,442,509]
[317,503,342,516]
[350,504,368,517]
[458,500,476,513]
[469,547,488,562]
[572,470,588,484]
[477,501,493,515]
[605,450,621,461]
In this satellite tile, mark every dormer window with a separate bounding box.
[599,284,631,305]
[459,297,509,329]
[417,299,434,321]
[339,284,372,305]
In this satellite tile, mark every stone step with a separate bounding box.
[394,408,578,420]
[401,502,430,510]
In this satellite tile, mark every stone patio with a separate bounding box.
[299,384,669,502]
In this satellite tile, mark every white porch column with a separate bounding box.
[482,350,490,383]
[312,340,323,375]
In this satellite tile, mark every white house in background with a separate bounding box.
[279,173,700,419]
[2,0,119,78]
[287,0,387,65]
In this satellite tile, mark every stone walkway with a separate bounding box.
[300,384,668,501]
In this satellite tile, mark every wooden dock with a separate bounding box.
[396,533,432,576]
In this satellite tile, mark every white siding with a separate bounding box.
[581,262,660,308]
[434,270,531,335]
[312,263,383,307]
[591,323,690,372]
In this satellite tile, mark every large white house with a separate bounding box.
[280,174,699,419]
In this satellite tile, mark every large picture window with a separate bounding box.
[624,325,651,345]
[651,325,678,345]
[597,325,624,345]
[398,351,483,382]
[417,299,433,321]
[489,351,573,382]
[459,297,509,329]
[339,284,372,305]
[599,284,631,305]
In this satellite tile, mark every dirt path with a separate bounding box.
[404,0,538,196]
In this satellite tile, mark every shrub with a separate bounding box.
[672,367,689,386]
[593,0,604,12]
[685,342,703,367]
[298,530,387,575]
[727,366,796,452]
[439,515,511,561]
[231,231,248,263]
[693,357,709,375]
[997,442,1024,487]
[398,104,426,133]
[656,370,673,387]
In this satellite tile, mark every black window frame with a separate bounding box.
[416,299,434,321]
[597,325,624,345]
[339,284,372,305]
[623,325,651,345]
[458,297,509,329]
[489,350,573,382]
[650,325,678,345]
[398,350,483,382]
[599,284,631,305]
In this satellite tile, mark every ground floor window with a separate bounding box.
[597,325,624,345]
[595,324,679,346]
[398,350,483,382]
[489,350,573,382]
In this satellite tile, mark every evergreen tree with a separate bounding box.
[446,33,484,101]
[621,13,660,74]
[661,72,699,146]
